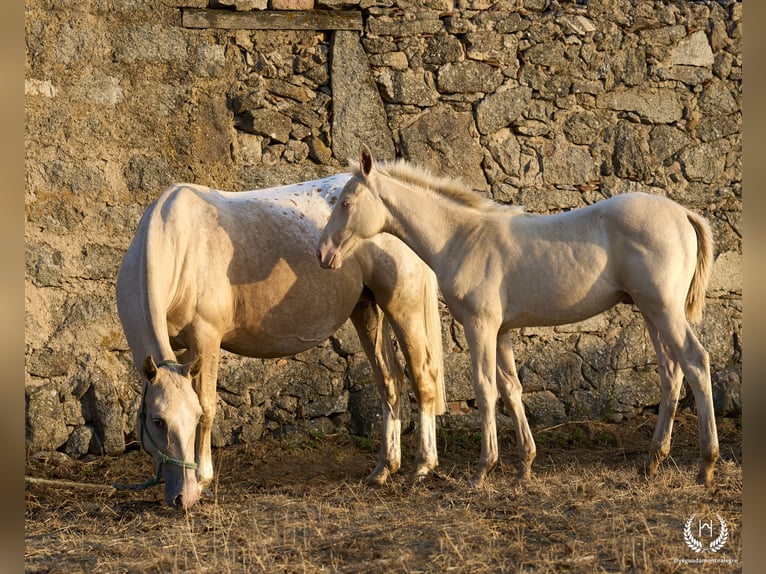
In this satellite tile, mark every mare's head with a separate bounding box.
[139,356,203,509]
[317,145,387,269]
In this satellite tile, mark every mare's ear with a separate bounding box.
[142,356,158,383]
[181,356,202,381]
[359,144,373,178]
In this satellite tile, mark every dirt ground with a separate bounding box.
[25,413,742,573]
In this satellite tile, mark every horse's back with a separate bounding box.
[159,176,371,356]
[130,175,352,283]
[492,192,704,327]
[598,192,694,231]
[119,173,431,358]
[595,193,700,268]
[521,192,699,254]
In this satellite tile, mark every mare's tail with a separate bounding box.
[423,269,446,415]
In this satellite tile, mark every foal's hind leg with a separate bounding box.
[642,311,718,486]
[496,332,536,481]
[350,301,404,486]
[642,316,684,480]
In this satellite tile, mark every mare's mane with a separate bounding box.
[351,158,525,215]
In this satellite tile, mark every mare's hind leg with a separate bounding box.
[363,253,443,481]
[642,315,684,480]
[349,300,404,486]
[641,310,718,486]
[384,311,441,480]
[496,332,536,481]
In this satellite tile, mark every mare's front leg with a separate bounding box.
[190,327,222,491]
[350,301,404,486]
[464,318,501,488]
[496,332,536,481]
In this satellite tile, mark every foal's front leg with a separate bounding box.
[464,319,500,488]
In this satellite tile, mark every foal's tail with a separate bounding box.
[423,269,447,415]
[685,211,714,324]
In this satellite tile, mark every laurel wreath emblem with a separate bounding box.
[684,514,729,553]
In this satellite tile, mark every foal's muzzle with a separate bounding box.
[317,244,342,270]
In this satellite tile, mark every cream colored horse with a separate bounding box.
[318,146,718,488]
[117,173,445,509]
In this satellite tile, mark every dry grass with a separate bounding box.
[25,414,741,573]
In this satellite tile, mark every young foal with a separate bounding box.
[318,146,718,488]
[117,173,445,509]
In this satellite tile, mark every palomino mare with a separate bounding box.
[318,145,718,488]
[116,173,445,509]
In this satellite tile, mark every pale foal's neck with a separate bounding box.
[377,175,482,273]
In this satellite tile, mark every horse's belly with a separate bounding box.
[505,288,626,329]
[221,268,364,358]
[221,332,332,358]
[220,308,348,358]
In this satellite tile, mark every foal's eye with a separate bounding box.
[341,199,352,209]
[153,418,167,430]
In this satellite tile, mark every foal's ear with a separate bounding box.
[359,144,373,178]
[142,355,159,383]
[181,356,202,381]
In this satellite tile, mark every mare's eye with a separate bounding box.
[341,199,352,209]
[153,418,167,430]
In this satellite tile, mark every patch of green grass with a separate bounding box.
[277,429,330,452]
[438,427,482,453]
[349,434,376,452]
[306,429,325,449]
[536,422,620,450]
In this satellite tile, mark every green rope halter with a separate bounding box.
[113,359,198,492]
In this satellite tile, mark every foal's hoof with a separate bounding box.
[696,466,715,488]
[364,465,390,487]
[642,459,659,481]
[515,463,533,483]
[469,460,498,488]
[515,472,531,485]
[413,460,437,480]
[468,471,486,489]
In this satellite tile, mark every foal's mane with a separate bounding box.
[352,158,524,215]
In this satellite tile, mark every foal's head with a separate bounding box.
[139,356,202,509]
[317,145,387,269]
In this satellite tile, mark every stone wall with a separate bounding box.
[25,0,742,458]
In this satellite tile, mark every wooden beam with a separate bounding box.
[182,8,363,31]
